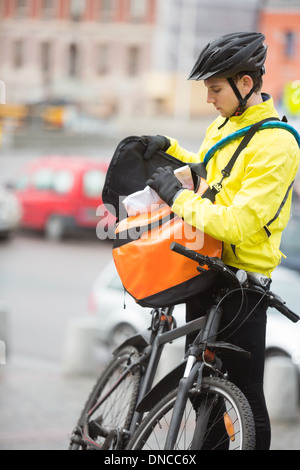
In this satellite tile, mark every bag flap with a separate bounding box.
[102,136,184,219]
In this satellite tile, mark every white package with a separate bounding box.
[122,165,194,216]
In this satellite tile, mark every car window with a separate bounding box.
[53,170,74,194]
[31,168,74,194]
[32,168,54,190]
[14,172,30,190]
[83,169,105,198]
[107,274,124,291]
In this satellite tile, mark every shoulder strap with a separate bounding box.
[202,118,279,202]
[203,119,300,166]
[221,118,279,178]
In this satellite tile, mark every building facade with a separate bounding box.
[0,0,157,117]
[0,0,299,121]
[259,0,300,114]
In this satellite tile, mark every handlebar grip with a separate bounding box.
[268,292,300,323]
[274,303,299,323]
[170,242,208,264]
[170,242,199,261]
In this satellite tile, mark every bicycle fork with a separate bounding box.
[164,357,204,450]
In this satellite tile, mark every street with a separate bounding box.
[0,230,115,450]
[0,231,113,361]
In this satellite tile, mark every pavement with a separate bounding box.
[0,354,300,451]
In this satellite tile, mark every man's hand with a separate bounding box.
[147,166,183,206]
[142,135,171,160]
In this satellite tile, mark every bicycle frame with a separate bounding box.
[80,306,207,449]
[125,307,208,438]
[82,283,250,450]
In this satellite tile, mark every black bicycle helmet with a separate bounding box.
[189,32,267,116]
[188,32,267,81]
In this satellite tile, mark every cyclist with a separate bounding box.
[145,32,300,450]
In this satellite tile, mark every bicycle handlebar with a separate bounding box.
[170,242,234,278]
[265,291,300,323]
[170,242,300,324]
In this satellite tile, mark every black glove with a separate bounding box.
[147,166,183,206]
[142,135,171,160]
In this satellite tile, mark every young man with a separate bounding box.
[145,32,300,449]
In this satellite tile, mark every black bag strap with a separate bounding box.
[201,117,280,202]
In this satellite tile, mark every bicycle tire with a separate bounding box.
[127,376,256,450]
[69,346,142,450]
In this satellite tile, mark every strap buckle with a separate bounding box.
[212,181,223,193]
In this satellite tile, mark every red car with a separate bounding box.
[11,156,115,240]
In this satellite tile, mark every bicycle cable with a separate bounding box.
[199,281,268,346]
[217,286,268,343]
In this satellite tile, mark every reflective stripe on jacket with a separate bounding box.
[168,96,300,277]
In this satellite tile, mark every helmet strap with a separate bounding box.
[227,77,254,116]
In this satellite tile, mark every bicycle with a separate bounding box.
[69,242,299,451]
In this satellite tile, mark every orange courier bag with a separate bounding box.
[112,177,222,308]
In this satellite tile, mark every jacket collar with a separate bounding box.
[228,93,279,128]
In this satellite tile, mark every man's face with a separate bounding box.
[204,77,240,118]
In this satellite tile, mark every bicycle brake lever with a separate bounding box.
[196,266,207,273]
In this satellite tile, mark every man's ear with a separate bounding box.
[241,75,254,94]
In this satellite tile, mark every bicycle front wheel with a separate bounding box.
[69,346,141,450]
[127,376,255,450]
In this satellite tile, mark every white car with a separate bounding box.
[0,186,21,240]
[87,261,300,369]
[266,266,300,369]
[87,260,185,349]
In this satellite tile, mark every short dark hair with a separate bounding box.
[232,71,263,93]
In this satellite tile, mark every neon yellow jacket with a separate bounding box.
[168,96,300,277]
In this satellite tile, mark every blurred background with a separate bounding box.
[0,0,300,450]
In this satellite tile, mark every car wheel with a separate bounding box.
[110,323,137,349]
[45,216,66,241]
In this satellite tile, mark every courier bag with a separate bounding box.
[110,118,298,308]
[109,137,223,308]
[113,173,223,308]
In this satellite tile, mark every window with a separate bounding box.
[107,274,123,291]
[127,46,140,76]
[32,168,74,194]
[70,0,86,21]
[42,0,56,20]
[32,168,54,190]
[16,0,28,18]
[83,170,105,198]
[14,173,30,191]
[13,40,24,69]
[41,42,51,74]
[53,170,74,194]
[129,0,147,22]
[97,44,109,75]
[285,31,296,58]
[100,0,115,22]
[68,44,80,77]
